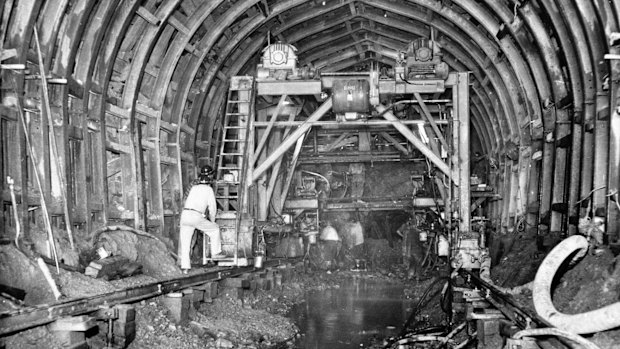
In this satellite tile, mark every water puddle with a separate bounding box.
[290,277,409,348]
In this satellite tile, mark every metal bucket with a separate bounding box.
[254,255,264,269]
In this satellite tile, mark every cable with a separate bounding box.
[514,328,601,349]
[399,277,451,337]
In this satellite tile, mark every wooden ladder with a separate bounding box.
[214,76,255,266]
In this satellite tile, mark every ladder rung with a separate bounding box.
[228,100,249,103]
[222,139,242,142]
[216,196,239,199]
[226,113,247,116]
[224,126,245,129]
[219,166,241,170]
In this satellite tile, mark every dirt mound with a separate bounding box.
[94,228,179,279]
[0,245,55,304]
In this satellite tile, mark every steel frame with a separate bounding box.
[250,70,471,235]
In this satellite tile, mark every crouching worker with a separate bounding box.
[179,165,226,274]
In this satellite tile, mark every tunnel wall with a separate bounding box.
[0,0,619,247]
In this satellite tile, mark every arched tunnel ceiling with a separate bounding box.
[2,0,618,138]
[1,0,620,235]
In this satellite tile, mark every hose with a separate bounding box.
[514,328,601,349]
[393,335,454,346]
[533,235,620,334]
[301,170,331,191]
[479,250,532,295]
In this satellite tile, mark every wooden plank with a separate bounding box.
[160,155,176,165]
[160,120,177,133]
[135,103,158,118]
[179,123,194,135]
[0,48,17,61]
[167,15,190,36]
[142,140,155,149]
[136,6,160,25]
[106,140,132,154]
[106,103,131,119]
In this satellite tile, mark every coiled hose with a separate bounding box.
[533,235,620,334]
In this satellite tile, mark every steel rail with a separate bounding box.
[0,260,284,336]
[459,269,548,330]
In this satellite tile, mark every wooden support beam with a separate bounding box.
[265,112,296,215]
[0,63,26,70]
[135,103,158,118]
[375,104,451,179]
[324,132,352,152]
[160,155,176,165]
[413,92,449,151]
[136,7,160,25]
[142,140,155,149]
[179,123,194,135]
[0,48,17,61]
[168,15,190,36]
[160,120,177,133]
[105,103,131,119]
[471,197,487,212]
[106,140,132,154]
[279,134,307,214]
[253,119,449,127]
[253,98,333,181]
[253,95,287,165]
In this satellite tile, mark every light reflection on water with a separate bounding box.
[290,277,408,349]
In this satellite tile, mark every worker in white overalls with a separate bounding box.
[179,165,226,274]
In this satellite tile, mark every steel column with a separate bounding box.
[455,72,471,235]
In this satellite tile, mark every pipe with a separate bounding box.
[7,177,21,247]
[514,328,601,349]
[533,235,620,334]
[36,258,62,301]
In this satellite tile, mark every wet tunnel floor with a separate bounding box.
[289,277,410,349]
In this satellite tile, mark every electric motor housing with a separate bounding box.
[260,42,298,70]
[332,79,370,114]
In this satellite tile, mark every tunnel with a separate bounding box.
[1,0,620,348]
